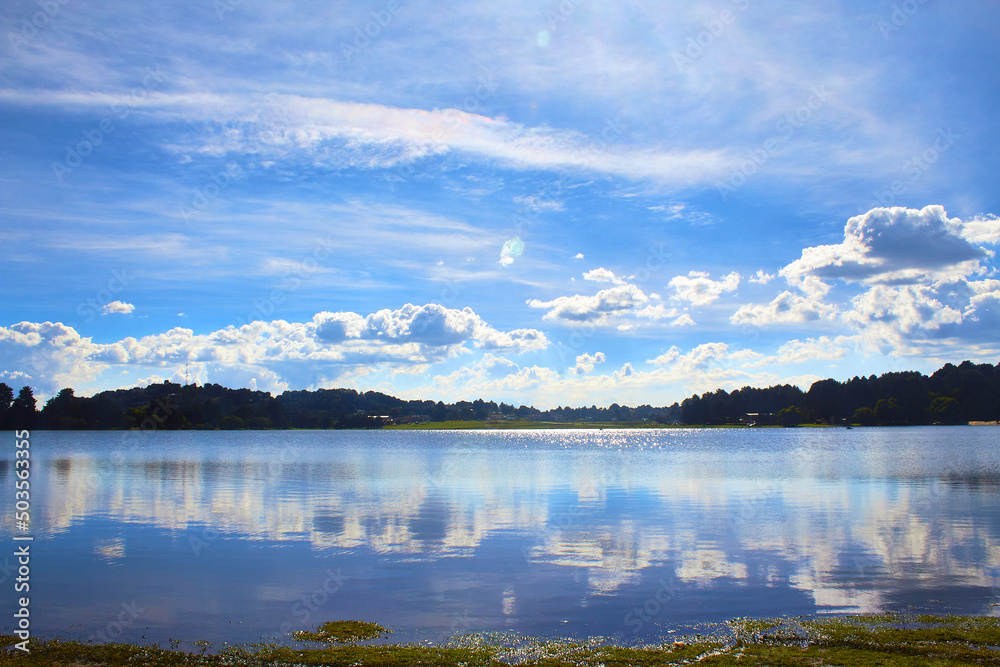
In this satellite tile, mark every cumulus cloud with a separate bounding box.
[668,271,741,306]
[0,322,114,395]
[573,253,585,259]
[647,342,731,374]
[750,270,775,284]
[828,276,1000,358]
[583,267,626,284]
[781,205,990,286]
[529,272,694,328]
[732,206,1000,361]
[528,284,651,324]
[730,291,838,326]
[959,214,1000,245]
[572,352,606,375]
[102,301,135,315]
[0,305,547,395]
[749,336,853,367]
[425,342,781,410]
[433,354,559,395]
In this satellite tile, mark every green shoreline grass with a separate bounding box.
[3,614,999,666]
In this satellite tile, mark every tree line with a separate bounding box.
[0,360,997,431]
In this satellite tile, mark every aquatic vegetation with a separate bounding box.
[291,620,390,644]
[2,614,999,666]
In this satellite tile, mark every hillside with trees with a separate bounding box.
[0,360,997,431]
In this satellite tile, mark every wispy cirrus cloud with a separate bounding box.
[0,89,735,185]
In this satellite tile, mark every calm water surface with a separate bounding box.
[2,427,999,646]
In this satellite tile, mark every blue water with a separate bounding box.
[1,427,999,647]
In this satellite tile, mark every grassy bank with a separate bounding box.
[3,614,999,666]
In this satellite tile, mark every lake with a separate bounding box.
[2,427,999,648]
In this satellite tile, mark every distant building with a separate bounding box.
[398,414,430,424]
[743,412,775,426]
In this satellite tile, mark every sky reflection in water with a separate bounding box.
[1,427,999,646]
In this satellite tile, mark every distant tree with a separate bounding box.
[219,415,245,430]
[852,407,876,426]
[777,406,804,427]
[874,398,904,425]
[42,388,82,429]
[11,386,37,429]
[0,382,14,430]
[928,397,963,425]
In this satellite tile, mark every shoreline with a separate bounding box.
[3,613,999,665]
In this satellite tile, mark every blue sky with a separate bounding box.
[1,0,999,407]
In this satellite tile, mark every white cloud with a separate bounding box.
[583,267,626,284]
[960,214,1000,245]
[670,313,696,327]
[513,195,565,212]
[425,342,782,410]
[1,90,735,186]
[102,301,135,315]
[0,305,547,395]
[647,342,731,375]
[750,336,853,367]
[730,291,838,327]
[668,271,741,306]
[573,253,585,260]
[750,270,775,284]
[781,205,990,286]
[0,322,114,395]
[572,352,606,375]
[838,278,1000,357]
[527,284,650,324]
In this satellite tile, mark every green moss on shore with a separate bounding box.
[2,614,999,666]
